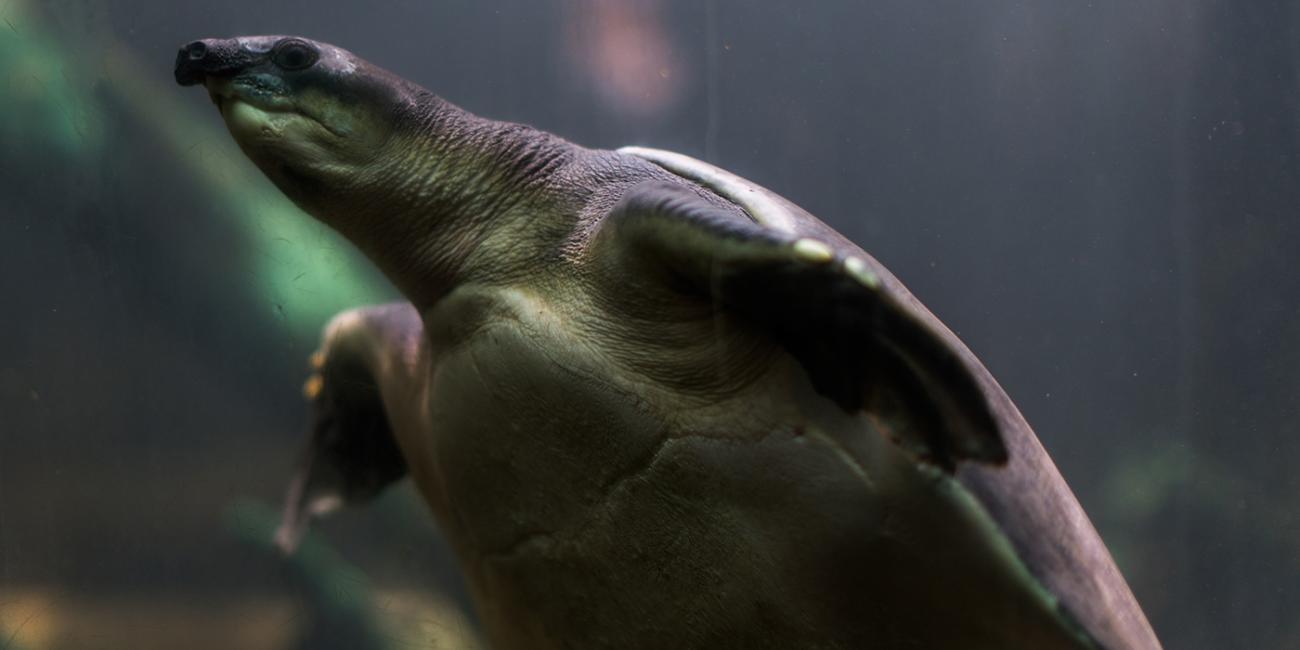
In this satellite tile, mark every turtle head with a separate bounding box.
[175,35,424,214]
[177,35,575,307]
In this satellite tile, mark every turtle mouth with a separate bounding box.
[204,77,345,139]
[205,77,287,114]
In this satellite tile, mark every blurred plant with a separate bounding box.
[1101,440,1300,578]
[226,499,480,650]
[0,1,103,158]
[226,500,390,650]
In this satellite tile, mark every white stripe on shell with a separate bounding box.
[618,146,799,235]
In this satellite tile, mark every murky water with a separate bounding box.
[1,1,1297,648]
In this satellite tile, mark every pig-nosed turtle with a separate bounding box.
[175,35,1162,650]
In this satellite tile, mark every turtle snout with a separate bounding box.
[174,38,250,86]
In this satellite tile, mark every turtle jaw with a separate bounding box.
[205,76,340,170]
[206,77,296,129]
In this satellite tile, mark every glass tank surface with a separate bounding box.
[1,1,1297,648]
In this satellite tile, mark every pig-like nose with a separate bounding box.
[174,38,250,86]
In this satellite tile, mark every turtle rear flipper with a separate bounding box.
[275,314,410,554]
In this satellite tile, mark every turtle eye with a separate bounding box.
[272,40,318,71]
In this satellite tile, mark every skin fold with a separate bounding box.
[175,36,1162,649]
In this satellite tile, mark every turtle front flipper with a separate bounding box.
[593,181,1005,471]
[275,306,414,554]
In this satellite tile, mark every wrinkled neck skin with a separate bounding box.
[297,93,583,310]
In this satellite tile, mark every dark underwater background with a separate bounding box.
[2,1,1298,648]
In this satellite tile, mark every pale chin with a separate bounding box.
[219,99,327,170]
[220,98,281,137]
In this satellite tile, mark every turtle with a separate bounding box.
[174,35,1163,650]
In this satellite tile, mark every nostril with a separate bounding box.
[175,38,246,87]
[185,41,208,61]
[175,39,218,86]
